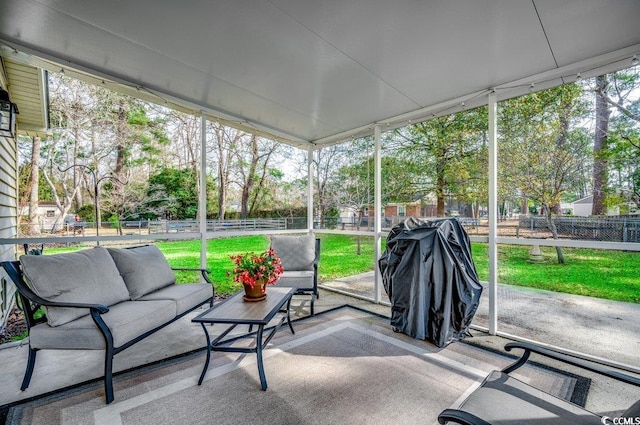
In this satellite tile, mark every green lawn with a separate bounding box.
[156,234,380,294]
[471,244,640,303]
[44,235,638,303]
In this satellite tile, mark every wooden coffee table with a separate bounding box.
[192,286,295,390]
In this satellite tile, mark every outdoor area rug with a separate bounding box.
[4,306,588,425]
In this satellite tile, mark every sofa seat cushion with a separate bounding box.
[108,245,176,300]
[454,370,602,425]
[275,271,315,291]
[29,300,176,350]
[137,283,213,315]
[20,247,130,327]
[270,234,315,271]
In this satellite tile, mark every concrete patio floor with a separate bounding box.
[321,272,640,369]
[0,287,638,419]
[0,289,390,407]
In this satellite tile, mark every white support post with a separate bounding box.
[374,125,383,303]
[307,146,314,233]
[488,92,498,335]
[199,113,207,271]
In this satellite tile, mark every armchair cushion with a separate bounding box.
[271,234,316,271]
[108,245,176,300]
[277,270,315,291]
[20,247,130,327]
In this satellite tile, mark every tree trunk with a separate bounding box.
[217,172,227,220]
[27,136,41,234]
[240,136,258,218]
[72,125,81,211]
[436,172,446,217]
[592,75,610,215]
[542,204,564,264]
[521,196,528,216]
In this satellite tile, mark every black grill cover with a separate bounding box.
[379,217,482,347]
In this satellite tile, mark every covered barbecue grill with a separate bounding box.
[379,217,483,347]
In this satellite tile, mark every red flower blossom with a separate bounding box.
[230,249,284,287]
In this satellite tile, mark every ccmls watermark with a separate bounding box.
[601,416,640,425]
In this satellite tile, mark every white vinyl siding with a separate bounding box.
[0,132,18,329]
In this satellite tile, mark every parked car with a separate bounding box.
[63,214,80,225]
[63,214,85,232]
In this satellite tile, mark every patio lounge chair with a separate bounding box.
[270,234,320,316]
[438,341,640,425]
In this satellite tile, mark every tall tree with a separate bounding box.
[313,144,350,225]
[233,135,279,218]
[500,84,589,263]
[209,121,242,219]
[27,136,42,231]
[395,108,488,216]
[593,75,610,215]
[595,68,640,210]
[146,167,198,219]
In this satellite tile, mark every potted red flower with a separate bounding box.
[230,248,284,301]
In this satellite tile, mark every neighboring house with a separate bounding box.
[571,195,620,216]
[384,202,421,219]
[572,196,593,216]
[19,202,73,232]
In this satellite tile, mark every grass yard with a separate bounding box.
[44,235,638,303]
[471,243,639,303]
[157,234,380,294]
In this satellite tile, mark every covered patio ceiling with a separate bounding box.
[1,0,640,149]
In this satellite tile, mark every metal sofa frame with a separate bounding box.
[1,260,213,404]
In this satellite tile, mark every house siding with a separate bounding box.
[0,132,18,329]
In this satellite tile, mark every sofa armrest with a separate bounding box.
[171,267,212,284]
[503,341,640,387]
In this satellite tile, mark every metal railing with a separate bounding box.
[17,218,294,238]
[517,216,640,243]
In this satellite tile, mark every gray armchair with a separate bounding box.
[270,234,320,315]
[438,341,640,425]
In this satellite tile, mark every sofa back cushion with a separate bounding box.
[20,247,130,327]
[107,245,176,300]
[270,234,316,271]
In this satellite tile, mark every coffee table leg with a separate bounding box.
[256,324,267,390]
[198,323,212,385]
[286,297,295,334]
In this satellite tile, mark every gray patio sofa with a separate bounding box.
[1,245,214,404]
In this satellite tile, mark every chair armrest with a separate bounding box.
[437,409,492,425]
[313,238,321,265]
[171,267,212,284]
[503,342,640,387]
